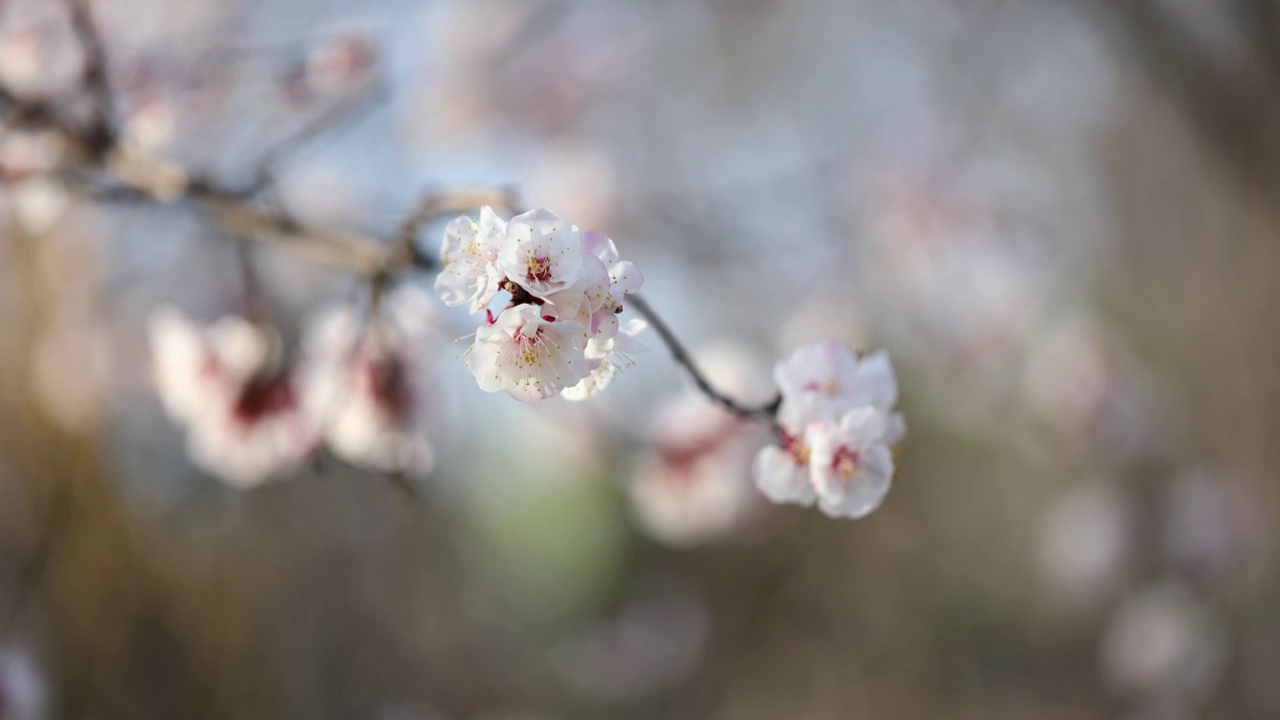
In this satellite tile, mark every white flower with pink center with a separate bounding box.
[435,206,506,313]
[496,208,583,300]
[149,308,319,488]
[630,392,765,547]
[467,303,589,402]
[753,340,904,519]
[805,407,895,519]
[304,288,438,477]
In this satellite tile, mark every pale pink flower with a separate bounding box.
[629,393,762,547]
[149,308,318,487]
[304,289,438,477]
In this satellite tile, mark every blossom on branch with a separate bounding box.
[753,341,904,519]
[438,206,645,401]
[149,308,319,487]
[303,287,439,478]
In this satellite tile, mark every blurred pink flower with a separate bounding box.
[303,287,440,478]
[149,307,318,487]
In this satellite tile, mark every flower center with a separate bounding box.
[831,445,860,481]
[802,380,840,395]
[779,427,810,466]
[526,254,553,283]
[365,356,412,421]
[233,377,296,425]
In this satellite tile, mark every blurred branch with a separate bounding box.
[1,11,779,426]
[0,15,508,282]
[63,0,117,156]
[626,294,781,422]
[250,77,388,190]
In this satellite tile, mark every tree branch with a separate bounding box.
[626,294,781,421]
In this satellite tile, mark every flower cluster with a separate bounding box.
[435,207,645,401]
[148,288,439,487]
[753,341,905,519]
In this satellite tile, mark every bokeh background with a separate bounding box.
[1,0,1278,717]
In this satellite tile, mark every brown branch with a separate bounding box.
[626,294,781,421]
[63,0,117,156]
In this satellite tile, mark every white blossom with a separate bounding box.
[806,406,895,519]
[466,303,589,402]
[304,288,438,477]
[496,208,583,300]
[149,307,318,487]
[629,393,762,546]
[753,340,904,519]
[440,207,645,402]
[434,207,506,313]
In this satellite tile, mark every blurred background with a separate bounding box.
[1,0,1279,717]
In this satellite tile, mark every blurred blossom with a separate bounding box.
[287,28,376,102]
[550,575,707,701]
[1100,582,1226,701]
[0,0,82,98]
[629,393,765,548]
[5,178,71,237]
[31,309,117,432]
[303,287,440,478]
[1038,480,1132,609]
[0,649,47,720]
[121,94,178,155]
[148,307,319,487]
[1161,468,1266,587]
[1022,311,1111,433]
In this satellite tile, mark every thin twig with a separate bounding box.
[63,0,117,156]
[626,294,780,421]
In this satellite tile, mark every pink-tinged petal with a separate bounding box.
[581,229,618,263]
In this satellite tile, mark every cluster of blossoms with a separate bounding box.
[148,288,437,486]
[146,205,907,525]
[753,341,905,519]
[434,207,646,402]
